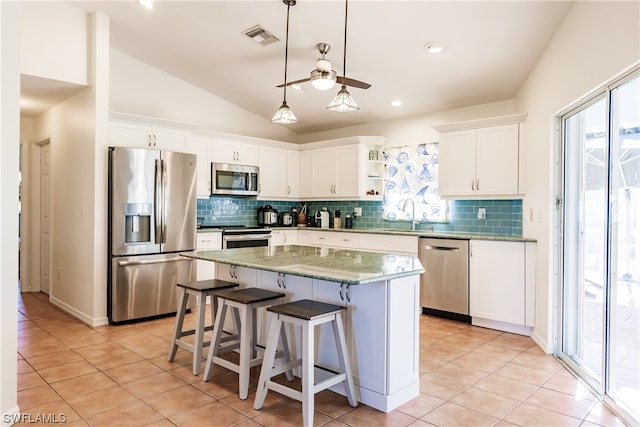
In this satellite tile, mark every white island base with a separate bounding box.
[311,275,421,412]
[217,266,421,413]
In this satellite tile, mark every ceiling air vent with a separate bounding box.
[243,25,279,46]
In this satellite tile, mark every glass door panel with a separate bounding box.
[560,72,640,426]
[607,75,639,421]
[561,96,607,386]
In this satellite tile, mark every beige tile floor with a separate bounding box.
[16,292,627,426]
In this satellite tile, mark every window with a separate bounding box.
[382,143,448,222]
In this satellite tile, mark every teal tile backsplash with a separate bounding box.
[197,197,522,236]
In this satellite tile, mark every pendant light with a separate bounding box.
[327,0,359,112]
[272,0,297,124]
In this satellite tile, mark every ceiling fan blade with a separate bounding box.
[276,77,311,88]
[337,76,371,89]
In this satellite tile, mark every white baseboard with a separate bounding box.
[530,329,553,354]
[471,317,533,336]
[48,296,108,327]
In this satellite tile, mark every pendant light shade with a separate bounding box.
[328,0,359,112]
[327,85,359,112]
[271,101,297,124]
[272,0,297,124]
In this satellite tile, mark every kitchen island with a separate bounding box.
[181,245,424,412]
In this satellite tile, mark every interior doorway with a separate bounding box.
[28,136,51,296]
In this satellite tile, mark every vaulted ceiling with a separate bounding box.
[24,1,574,134]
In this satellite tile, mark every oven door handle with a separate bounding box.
[223,234,272,241]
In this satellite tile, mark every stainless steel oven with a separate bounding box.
[222,228,271,249]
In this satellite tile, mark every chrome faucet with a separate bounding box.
[401,198,417,231]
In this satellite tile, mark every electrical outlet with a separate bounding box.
[477,208,486,220]
[354,207,362,217]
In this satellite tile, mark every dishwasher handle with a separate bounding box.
[422,245,460,252]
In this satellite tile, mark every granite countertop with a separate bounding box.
[181,245,424,285]
[197,224,535,242]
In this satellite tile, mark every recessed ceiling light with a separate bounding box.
[139,0,153,10]
[424,43,443,54]
[390,100,403,107]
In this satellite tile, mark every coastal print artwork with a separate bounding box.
[382,143,447,222]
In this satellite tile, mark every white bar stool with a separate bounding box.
[203,287,293,400]
[254,299,357,427]
[168,279,238,375]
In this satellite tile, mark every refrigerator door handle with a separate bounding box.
[117,256,188,266]
[161,158,168,244]
[154,159,162,244]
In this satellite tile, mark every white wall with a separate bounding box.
[20,1,88,85]
[1,1,21,423]
[31,88,100,324]
[298,99,516,147]
[514,0,639,351]
[23,10,110,326]
[110,50,299,143]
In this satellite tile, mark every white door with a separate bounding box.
[40,143,51,295]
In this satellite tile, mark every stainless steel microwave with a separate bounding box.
[211,162,259,196]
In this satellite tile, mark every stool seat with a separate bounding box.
[177,279,238,292]
[268,299,345,320]
[214,287,285,305]
[168,279,239,375]
[203,287,292,400]
[255,299,356,427]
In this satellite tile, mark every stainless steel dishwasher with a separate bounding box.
[419,238,470,322]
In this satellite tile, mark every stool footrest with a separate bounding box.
[265,380,303,402]
[266,359,302,377]
[212,355,264,373]
[177,324,215,339]
[314,373,348,394]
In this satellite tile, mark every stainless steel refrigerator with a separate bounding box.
[108,147,197,323]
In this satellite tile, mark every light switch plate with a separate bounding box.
[354,207,362,217]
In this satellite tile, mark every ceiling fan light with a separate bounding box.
[327,86,359,112]
[310,69,337,90]
[271,101,297,124]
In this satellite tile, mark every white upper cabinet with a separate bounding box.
[187,135,212,198]
[299,138,385,201]
[109,120,189,152]
[435,114,526,199]
[211,138,259,166]
[258,146,300,200]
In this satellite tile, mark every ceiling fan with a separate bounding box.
[277,42,371,90]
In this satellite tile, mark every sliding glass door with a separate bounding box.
[559,71,639,425]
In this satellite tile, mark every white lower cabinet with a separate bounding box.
[196,232,222,280]
[469,240,535,333]
[312,231,361,249]
[358,234,418,255]
[298,230,417,255]
[270,229,298,246]
[215,263,256,289]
